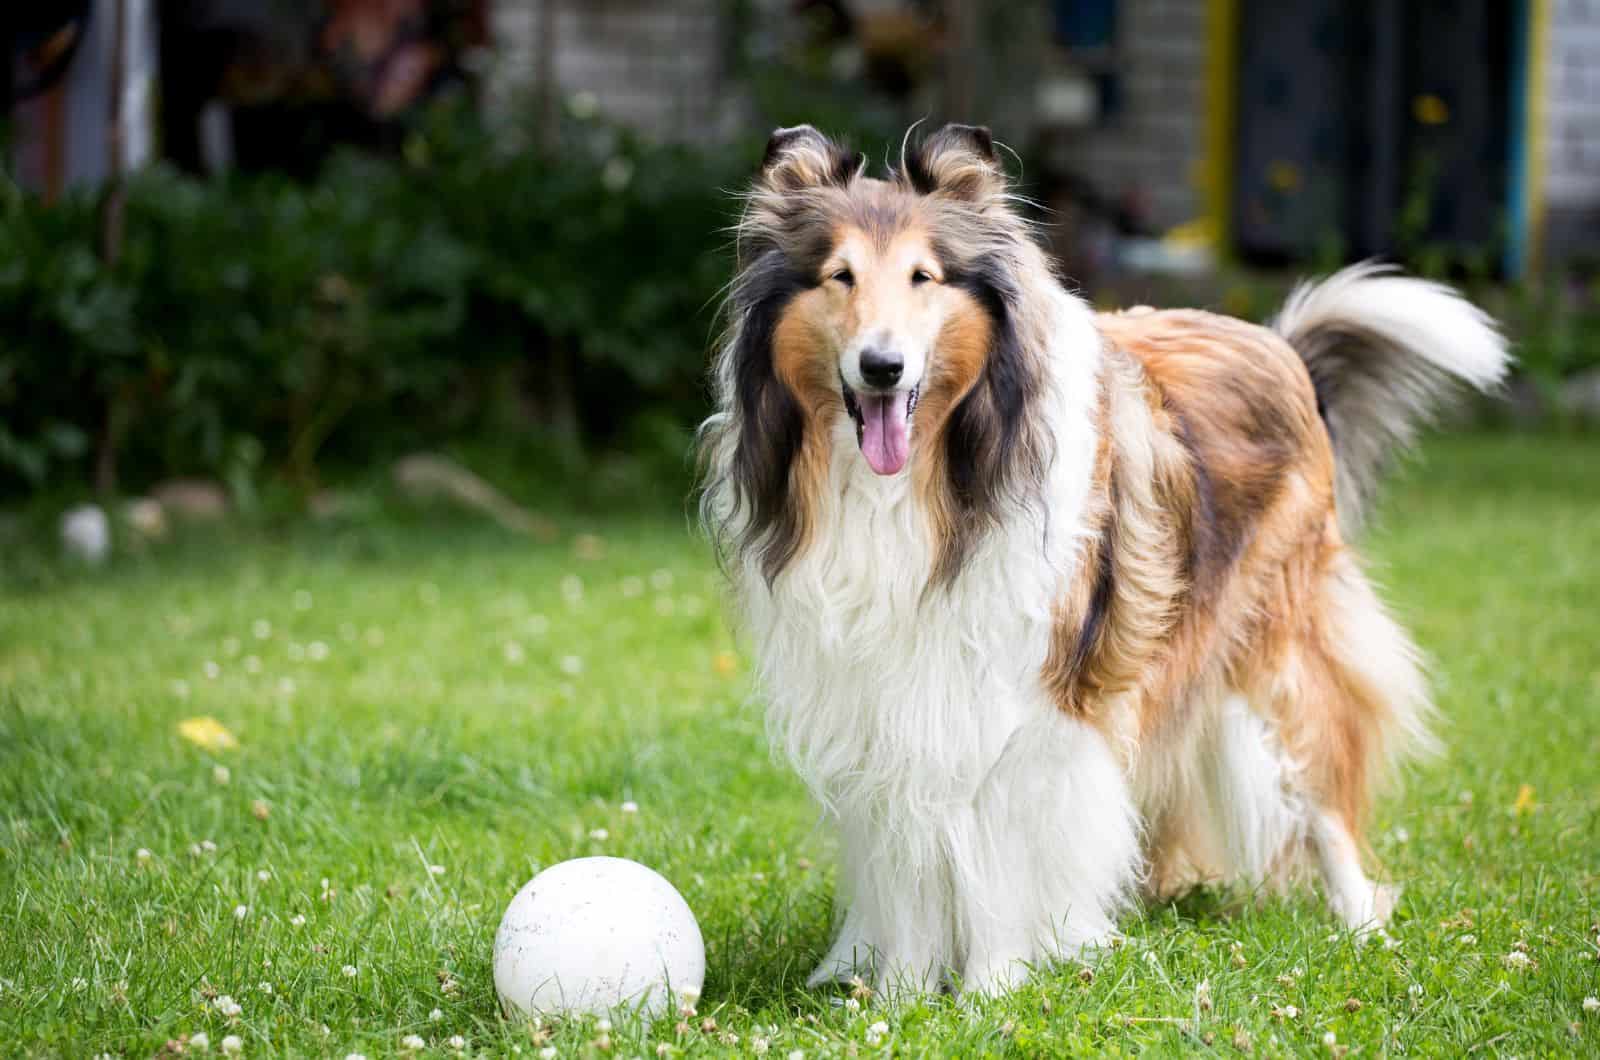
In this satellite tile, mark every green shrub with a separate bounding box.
[0,99,749,498]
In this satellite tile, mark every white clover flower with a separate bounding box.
[190,1031,210,1050]
[448,1036,466,1051]
[221,1035,242,1055]
[1323,1031,1338,1047]
[136,847,153,863]
[202,839,218,854]
[215,995,242,1018]
[258,981,272,994]
[1503,951,1533,970]
[844,997,860,1012]
[752,1037,769,1055]
[539,1048,557,1060]
[345,1054,367,1060]
[429,1008,444,1021]
[234,905,249,920]
[401,1034,426,1051]
[213,765,231,785]
[342,965,358,978]
[1408,983,1423,997]
[429,864,446,877]
[257,868,271,883]
[595,1019,612,1033]
[290,914,307,927]
[789,1052,805,1060]
[589,828,609,841]
[1584,996,1599,1012]
[621,801,639,814]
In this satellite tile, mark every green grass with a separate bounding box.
[3,434,1598,1057]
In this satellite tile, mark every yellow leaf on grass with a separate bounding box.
[178,716,238,752]
[1512,783,1536,816]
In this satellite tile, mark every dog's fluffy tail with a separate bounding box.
[1272,262,1510,533]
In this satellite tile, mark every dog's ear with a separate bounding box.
[902,123,1006,204]
[758,124,859,192]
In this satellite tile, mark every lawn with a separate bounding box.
[2,434,1598,1057]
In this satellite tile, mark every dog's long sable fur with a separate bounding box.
[699,123,1509,996]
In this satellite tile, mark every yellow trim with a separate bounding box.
[1203,0,1239,254]
[1525,0,1551,272]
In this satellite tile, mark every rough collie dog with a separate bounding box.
[698,123,1508,996]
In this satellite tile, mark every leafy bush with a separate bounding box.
[0,99,749,498]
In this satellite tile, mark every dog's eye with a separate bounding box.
[911,269,934,286]
[830,269,855,287]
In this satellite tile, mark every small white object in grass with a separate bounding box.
[308,641,329,662]
[448,1036,466,1051]
[342,965,358,978]
[429,1008,443,1021]
[234,905,249,920]
[621,801,639,814]
[190,1031,210,1050]
[290,914,306,927]
[61,504,112,564]
[560,655,584,676]
[252,620,272,640]
[213,765,231,785]
[1584,996,1599,1012]
[494,857,705,1018]
[589,829,609,842]
[401,1034,425,1051]
[257,869,271,883]
[136,848,153,863]
[221,1034,242,1055]
[430,864,446,876]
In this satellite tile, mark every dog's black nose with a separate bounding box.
[859,348,903,389]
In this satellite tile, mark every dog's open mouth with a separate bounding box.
[842,379,919,476]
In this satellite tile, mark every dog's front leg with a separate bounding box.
[952,710,1141,996]
[809,809,955,997]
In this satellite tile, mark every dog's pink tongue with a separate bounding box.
[859,392,910,475]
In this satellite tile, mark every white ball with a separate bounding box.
[60,504,111,564]
[493,857,704,1018]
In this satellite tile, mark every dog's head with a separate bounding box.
[717,123,1044,581]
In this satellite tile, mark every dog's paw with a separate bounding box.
[957,954,1031,999]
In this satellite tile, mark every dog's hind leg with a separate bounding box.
[951,709,1141,996]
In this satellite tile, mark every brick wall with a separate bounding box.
[1544,0,1600,256]
[488,0,733,142]
[1039,0,1210,233]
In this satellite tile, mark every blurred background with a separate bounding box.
[3,0,1598,537]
